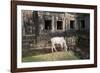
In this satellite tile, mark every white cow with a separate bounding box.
[51,37,68,52]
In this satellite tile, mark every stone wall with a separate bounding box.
[21,11,90,50]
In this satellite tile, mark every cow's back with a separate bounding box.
[51,37,64,43]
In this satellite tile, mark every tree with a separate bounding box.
[33,11,39,43]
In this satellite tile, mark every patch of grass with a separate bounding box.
[74,51,82,59]
[22,51,80,62]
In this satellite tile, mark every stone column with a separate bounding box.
[63,16,66,31]
[51,16,55,32]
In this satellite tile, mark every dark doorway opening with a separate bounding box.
[70,20,75,29]
[44,20,52,30]
[81,20,85,29]
[57,21,63,30]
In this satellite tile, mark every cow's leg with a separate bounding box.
[51,43,54,53]
[51,47,54,53]
[60,43,64,51]
[53,44,57,52]
[51,43,57,53]
[64,42,67,51]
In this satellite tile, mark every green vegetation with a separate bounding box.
[22,51,79,62]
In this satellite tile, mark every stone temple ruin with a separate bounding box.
[22,10,90,50]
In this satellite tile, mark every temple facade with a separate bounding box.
[22,10,90,49]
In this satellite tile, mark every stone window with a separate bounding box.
[57,21,63,30]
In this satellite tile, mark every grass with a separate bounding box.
[22,51,79,62]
